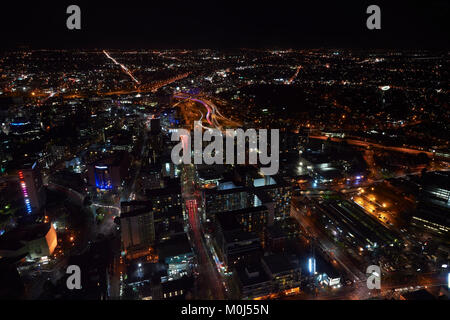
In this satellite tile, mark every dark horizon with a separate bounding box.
[1,1,449,50]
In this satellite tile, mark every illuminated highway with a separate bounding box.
[173,92,241,131]
[285,65,302,85]
[103,50,140,85]
[310,135,437,158]
[182,165,226,299]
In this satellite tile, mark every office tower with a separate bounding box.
[17,161,45,214]
[150,118,161,135]
[120,204,155,260]
[87,151,130,191]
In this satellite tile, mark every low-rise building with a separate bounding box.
[0,223,57,260]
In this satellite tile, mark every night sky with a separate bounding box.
[1,0,449,49]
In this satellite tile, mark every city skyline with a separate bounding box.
[0,1,449,306]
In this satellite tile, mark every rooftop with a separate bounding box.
[235,262,271,287]
[0,223,52,251]
[262,254,299,275]
[158,233,193,260]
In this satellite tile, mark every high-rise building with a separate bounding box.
[234,167,292,222]
[145,178,182,217]
[214,211,262,267]
[233,263,272,300]
[261,254,301,294]
[265,217,302,252]
[216,206,268,235]
[202,186,255,219]
[158,233,195,279]
[253,176,292,222]
[87,151,130,191]
[150,118,161,135]
[120,204,155,260]
[17,161,45,214]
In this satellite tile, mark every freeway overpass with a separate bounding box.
[310,135,449,160]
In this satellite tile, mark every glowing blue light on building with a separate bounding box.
[308,257,316,274]
[94,166,113,190]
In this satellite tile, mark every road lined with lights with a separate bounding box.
[310,135,436,158]
[285,65,302,85]
[173,92,241,131]
[182,165,225,299]
[103,50,140,85]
